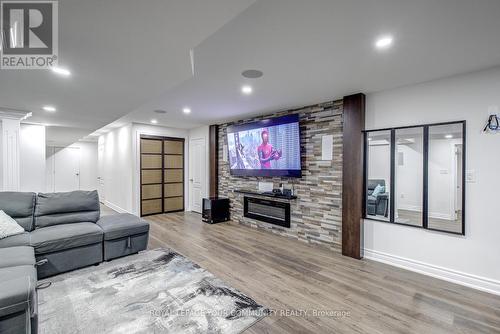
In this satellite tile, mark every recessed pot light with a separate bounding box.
[242,69,263,79]
[182,107,191,114]
[375,35,394,50]
[151,119,158,124]
[43,105,56,112]
[241,85,253,95]
[51,66,71,76]
[445,134,453,139]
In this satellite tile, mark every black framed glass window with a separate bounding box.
[364,121,466,235]
[365,131,391,222]
[394,127,424,227]
[427,123,464,234]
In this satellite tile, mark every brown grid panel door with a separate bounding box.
[163,139,184,212]
[141,138,163,216]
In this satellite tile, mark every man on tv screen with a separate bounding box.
[257,129,282,169]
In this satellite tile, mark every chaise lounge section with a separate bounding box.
[32,191,104,278]
[97,213,150,261]
[0,190,150,334]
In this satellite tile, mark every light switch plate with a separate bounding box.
[321,135,333,160]
[466,170,476,183]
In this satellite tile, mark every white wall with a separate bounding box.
[396,142,423,212]
[367,143,391,189]
[20,124,46,192]
[370,135,457,218]
[364,67,500,295]
[98,123,191,216]
[98,124,134,213]
[428,138,461,219]
[46,142,98,193]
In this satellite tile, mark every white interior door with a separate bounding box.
[54,147,80,192]
[189,138,206,213]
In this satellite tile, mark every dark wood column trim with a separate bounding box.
[342,93,366,259]
[209,124,219,197]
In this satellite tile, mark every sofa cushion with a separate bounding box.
[35,190,100,228]
[0,232,31,248]
[30,223,103,254]
[372,184,385,197]
[0,266,36,318]
[368,179,386,191]
[97,214,150,240]
[0,246,35,268]
[0,192,36,231]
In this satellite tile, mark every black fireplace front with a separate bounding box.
[243,196,291,228]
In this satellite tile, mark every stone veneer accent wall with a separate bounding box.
[218,100,343,250]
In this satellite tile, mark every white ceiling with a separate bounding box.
[0,0,255,145]
[101,0,500,133]
[4,0,500,144]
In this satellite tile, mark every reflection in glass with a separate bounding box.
[428,123,464,233]
[366,131,391,221]
[394,127,423,227]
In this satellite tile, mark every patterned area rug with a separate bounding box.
[38,248,268,334]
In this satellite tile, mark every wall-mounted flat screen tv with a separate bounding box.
[226,114,302,177]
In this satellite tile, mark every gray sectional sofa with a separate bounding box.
[0,190,150,334]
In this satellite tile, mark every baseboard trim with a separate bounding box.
[103,200,133,215]
[364,248,500,296]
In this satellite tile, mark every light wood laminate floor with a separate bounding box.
[145,212,500,334]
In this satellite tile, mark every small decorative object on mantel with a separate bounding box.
[282,188,293,197]
[283,182,294,197]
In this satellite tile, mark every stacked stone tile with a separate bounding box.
[218,100,343,251]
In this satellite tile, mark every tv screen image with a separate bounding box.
[226,114,301,177]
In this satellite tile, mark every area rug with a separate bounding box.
[38,248,268,334]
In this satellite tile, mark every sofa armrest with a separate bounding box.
[375,193,389,217]
[377,193,389,199]
[0,277,35,318]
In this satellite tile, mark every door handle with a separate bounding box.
[189,178,194,181]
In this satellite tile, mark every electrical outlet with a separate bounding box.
[466,170,476,183]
